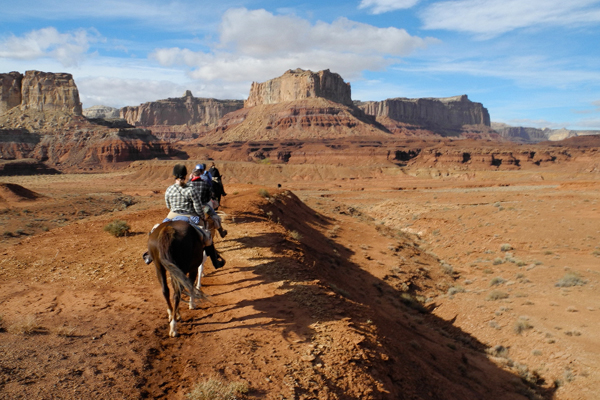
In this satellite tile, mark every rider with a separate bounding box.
[189,163,228,238]
[143,164,225,269]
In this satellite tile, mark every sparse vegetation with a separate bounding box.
[258,188,270,198]
[7,315,42,335]
[513,317,533,335]
[53,325,78,337]
[500,243,512,252]
[186,377,249,400]
[486,290,509,301]
[447,285,465,296]
[289,230,302,241]
[103,219,130,237]
[489,276,506,286]
[440,262,454,275]
[493,258,504,265]
[555,272,586,287]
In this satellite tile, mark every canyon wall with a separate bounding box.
[0,70,82,116]
[120,91,243,127]
[245,69,353,108]
[356,95,490,134]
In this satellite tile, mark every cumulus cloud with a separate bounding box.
[0,27,99,66]
[151,8,436,83]
[358,0,421,14]
[421,0,600,37]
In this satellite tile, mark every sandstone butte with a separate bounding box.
[1,67,599,174]
[0,70,172,170]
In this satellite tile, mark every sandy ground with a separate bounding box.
[0,161,598,399]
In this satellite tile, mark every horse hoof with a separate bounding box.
[169,331,178,337]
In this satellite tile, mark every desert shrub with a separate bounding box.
[258,188,270,198]
[187,377,248,400]
[486,290,509,301]
[487,345,509,358]
[289,230,302,241]
[514,317,533,334]
[8,315,42,335]
[555,272,586,287]
[103,220,130,237]
[399,293,426,313]
[489,276,506,286]
[500,243,512,252]
[53,325,78,337]
[448,286,465,296]
[493,258,504,265]
[440,262,454,275]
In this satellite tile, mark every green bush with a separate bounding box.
[103,220,131,237]
[258,188,270,198]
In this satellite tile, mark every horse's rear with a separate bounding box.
[147,220,206,337]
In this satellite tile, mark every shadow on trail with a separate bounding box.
[198,190,556,400]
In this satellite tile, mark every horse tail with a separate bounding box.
[156,225,207,302]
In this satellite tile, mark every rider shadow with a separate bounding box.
[203,192,557,399]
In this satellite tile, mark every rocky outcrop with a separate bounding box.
[83,105,120,119]
[245,69,352,108]
[356,95,491,136]
[1,71,82,116]
[0,72,22,115]
[20,71,82,115]
[203,98,388,143]
[120,91,244,128]
[494,125,549,143]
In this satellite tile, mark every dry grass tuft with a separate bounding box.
[8,315,43,335]
[187,377,249,400]
[486,290,509,301]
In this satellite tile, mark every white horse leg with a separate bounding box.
[169,318,178,337]
[195,251,208,290]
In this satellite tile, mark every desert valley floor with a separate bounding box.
[0,159,599,399]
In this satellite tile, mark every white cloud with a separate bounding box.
[395,55,600,88]
[0,27,100,67]
[151,8,436,84]
[358,0,420,14]
[421,0,600,37]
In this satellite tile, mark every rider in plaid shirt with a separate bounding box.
[165,180,204,217]
[142,164,225,269]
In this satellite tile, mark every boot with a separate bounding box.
[218,227,228,238]
[205,244,226,269]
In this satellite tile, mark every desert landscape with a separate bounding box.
[1,68,600,399]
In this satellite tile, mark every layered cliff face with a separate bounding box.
[0,70,172,169]
[356,95,491,136]
[120,91,244,129]
[245,69,353,108]
[0,70,82,116]
[494,126,549,143]
[83,105,120,119]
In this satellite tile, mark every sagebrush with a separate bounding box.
[103,220,131,237]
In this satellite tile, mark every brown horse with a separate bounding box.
[147,220,207,337]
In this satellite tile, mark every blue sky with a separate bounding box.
[1,0,599,130]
